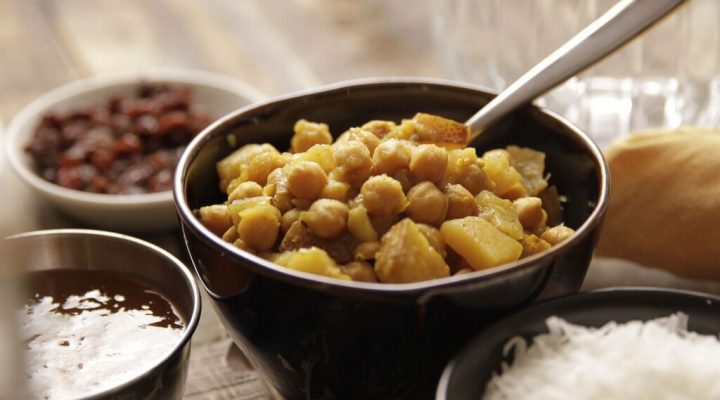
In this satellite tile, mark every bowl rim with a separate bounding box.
[3,67,266,207]
[174,76,610,299]
[434,286,720,400]
[6,228,202,400]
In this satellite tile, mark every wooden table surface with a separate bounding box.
[4,1,720,399]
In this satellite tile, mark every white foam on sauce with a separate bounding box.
[20,290,184,400]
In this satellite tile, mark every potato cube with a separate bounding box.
[411,113,468,147]
[375,218,450,283]
[347,205,378,242]
[475,190,524,240]
[276,247,351,280]
[440,216,522,270]
[216,143,279,192]
[482,149,527,199]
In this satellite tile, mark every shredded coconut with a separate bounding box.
[482,313,720,400]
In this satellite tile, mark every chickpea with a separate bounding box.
[301,199,349,239]
[286,161,328,200]
[321,179,351,201]
[361,120,396,138]
[541,225,575,246]
[341,261,379,282]
[410,144,448,185]
[291,119,333,153]
[347,128,381,155]
[372,139,412,175]
[444,184,479,220]
[236,204,281,251]
[392,168,414,193]
[228,181,264,203]
[360,175,407,216]
[514,197,548,233]
[198,205,233,236]
[301,144,336,173]
[281,208,302,233]
[447,148,493,195]
[247,152,286,186]
[406,182,448,226]
[347,205,378,242]
[416,223,446,257]
[334,140,373,184]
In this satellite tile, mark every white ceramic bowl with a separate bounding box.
[4,69,265,232]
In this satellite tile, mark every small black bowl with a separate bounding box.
[437,288,720,400]
[174,78,609,399]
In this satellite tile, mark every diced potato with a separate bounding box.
[276,247,351,280]
[383,119,415,140]
[411,113,468,148]
[341,261,378,282]
[416,223,446,258]
[520,234,551,257]
[228,196,273,225]
[375,219,450,283]
[440,217,522,270]
[482,149,527,199]
[198,204,233,236]
[217,143,279,193]
[347,205,378,242]
[506,146,548,196]
[541,225,575,245]
[475,190,524,240]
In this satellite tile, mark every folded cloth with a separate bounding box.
[596,128,720,281]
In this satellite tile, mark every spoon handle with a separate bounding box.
[465,0,687,140]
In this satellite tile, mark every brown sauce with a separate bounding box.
[20,269,185,399]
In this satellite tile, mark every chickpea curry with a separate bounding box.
[197,113,574,284]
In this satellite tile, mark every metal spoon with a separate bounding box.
[466,0,687,143]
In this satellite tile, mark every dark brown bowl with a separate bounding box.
[436,288,720,399]
[173,78,609,400]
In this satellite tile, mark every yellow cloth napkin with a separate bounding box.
[596,128,720,280]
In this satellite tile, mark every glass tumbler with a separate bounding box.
[431,0,720,148]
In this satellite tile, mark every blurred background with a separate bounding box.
[1,0,719,398]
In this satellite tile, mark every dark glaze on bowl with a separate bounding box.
[436,288,720,400]
[6,229,201,400]
[174,78,609,399]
